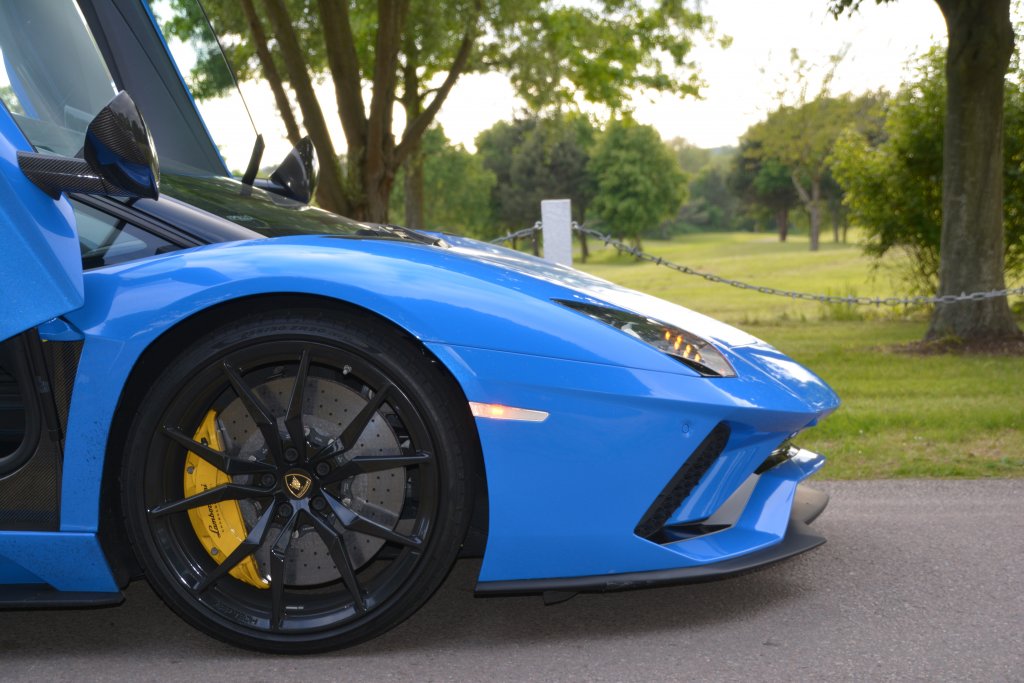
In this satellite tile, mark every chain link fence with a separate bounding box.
[491,223,1024,307]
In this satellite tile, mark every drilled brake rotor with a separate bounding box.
[213,373,406,586]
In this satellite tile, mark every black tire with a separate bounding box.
[121,309,475,653]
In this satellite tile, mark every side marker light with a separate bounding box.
[468,402,549,422]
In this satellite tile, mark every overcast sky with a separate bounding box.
[186,0,950,171]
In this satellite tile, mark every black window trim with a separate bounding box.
[70,193,204,251]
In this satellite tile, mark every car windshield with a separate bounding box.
[160,173,438,244]
[0,1,117,155]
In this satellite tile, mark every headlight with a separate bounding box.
[555,300,736,377]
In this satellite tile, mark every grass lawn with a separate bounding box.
[574,231,1024,479]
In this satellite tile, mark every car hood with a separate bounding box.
[435,235,836,414]
[439,234,767,351]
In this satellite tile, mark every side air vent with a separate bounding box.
[634,423,731,541]
[43,340,84,439]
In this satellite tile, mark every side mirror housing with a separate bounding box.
[255,136,318,204]
[17,91,159,200]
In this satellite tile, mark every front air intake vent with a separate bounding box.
[634,423,731,540]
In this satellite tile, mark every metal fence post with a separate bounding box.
[541,199,572,266]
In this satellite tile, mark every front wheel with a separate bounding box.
[121,310,475,653]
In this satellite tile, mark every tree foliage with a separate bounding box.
[749,91,884,250]
[830,0,1021,341]
[676,164,743,233]
[670,138,713,176]
[666,142,744,234]
[728,135,799,240]
[389,126,496,236]
[832,47,1024,292]
[586,119,685,250]
[476,114,596,237]
[162,0,715,224]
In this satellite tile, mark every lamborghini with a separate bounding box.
[0,0,838,653]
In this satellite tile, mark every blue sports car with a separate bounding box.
[0,0,838,652]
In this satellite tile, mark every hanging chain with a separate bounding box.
[491,222,543,245]
[490,223,1024,306]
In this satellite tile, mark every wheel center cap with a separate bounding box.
[284,471,313,499]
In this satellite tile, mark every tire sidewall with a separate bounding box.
[120,310,473,653]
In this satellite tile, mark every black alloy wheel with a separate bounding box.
[121,310,475,652]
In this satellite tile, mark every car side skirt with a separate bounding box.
[0,585,124,608]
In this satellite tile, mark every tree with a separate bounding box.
[163,0,714,225]
[587,119,685,250]
[830,0,1022,341]
[821,168,849,243]
[729,134,799,241]
[751,92,882,250]
[670,142,742,235]
[476,114,597,252]
[677,164,742,233]
[670,138,712,176]
[832,47,1024,293]
[389,126,496,236]
[475,118,536,231]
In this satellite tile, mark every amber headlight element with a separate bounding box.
[555,300,736,377]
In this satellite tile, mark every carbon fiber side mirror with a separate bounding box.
[16,91,159,200]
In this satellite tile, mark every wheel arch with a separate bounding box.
[98,292,489,586]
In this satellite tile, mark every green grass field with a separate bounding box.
[575,231,1024,479]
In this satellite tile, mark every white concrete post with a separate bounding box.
[541,199,573,266]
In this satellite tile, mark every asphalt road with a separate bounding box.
[2,480,1022,682]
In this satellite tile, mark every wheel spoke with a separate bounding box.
[223,360,283,462]
[285,349,311,455]
[162,426,275,475]
[269,507,299,631]
[149,483,269,517]
[307,509,366,614]
[319,451,431,487]
[322,491,422,549]
[312,383,393,463]
[194,503,276,593]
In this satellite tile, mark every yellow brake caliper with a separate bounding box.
[184,410,268,589]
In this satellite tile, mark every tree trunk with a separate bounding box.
[927,0,1020,340]
[360,177,394,223]
[358,0,408,224]
[317,0,368,218]
[403,136,425,228]
[808,177,821,251]
[239,0,301,146]
[790,171,821,251]
[401,45,425,229]
[578,229,589,263]
[261,0,348,214]
[774,207,789,242]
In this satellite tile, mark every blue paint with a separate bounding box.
[0,532,119,592]
[0,107,83,342]
[2,230,837,591]
[0,0,841,599]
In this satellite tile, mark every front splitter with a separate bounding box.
[474,484,828,597]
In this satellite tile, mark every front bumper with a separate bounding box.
[427,342,838,586]
[476,483,828,595]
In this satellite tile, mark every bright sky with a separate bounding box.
[189,0,950,171]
